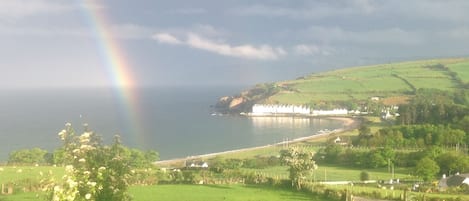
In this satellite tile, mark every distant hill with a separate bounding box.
[215,57,469,113]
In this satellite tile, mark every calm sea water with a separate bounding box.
[0,87,342,161]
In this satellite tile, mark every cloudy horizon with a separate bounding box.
[1,0,469,89]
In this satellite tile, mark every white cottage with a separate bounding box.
[251,104,311,115]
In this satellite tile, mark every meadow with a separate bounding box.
[129,184,320,201]
[0,184,323,201]
[264,57,469,105]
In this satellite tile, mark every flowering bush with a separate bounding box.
[280,147,317,190]
[48,123,132,201]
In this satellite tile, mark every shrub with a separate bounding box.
[46,123,132,201]
[360,171,370,181]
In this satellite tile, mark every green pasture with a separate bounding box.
[129,184,325,201]
[0,166,63,183]
[0,192,41,201]
[0,184,326,201]
[448,61,469,83]
[242,164,414,182]
[405,76,456,91]
[267,57,469,104]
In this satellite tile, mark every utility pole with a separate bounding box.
[324,168,327,182]
[392,163,395,179]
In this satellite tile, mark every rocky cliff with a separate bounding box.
[214,83,280,114]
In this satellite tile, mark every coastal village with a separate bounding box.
[250,104,348,116]
[248,103,398,120]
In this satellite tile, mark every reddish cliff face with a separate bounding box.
[228,97,246,109]
[214,83,280,114]
[215,96,250,114]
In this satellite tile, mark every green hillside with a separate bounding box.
[217,57,469,112]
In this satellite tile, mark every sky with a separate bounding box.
[1,0,469,89]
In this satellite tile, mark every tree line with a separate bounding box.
[7,131,158,169]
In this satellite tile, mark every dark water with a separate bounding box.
[0,87,342,161]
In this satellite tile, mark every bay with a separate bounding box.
[0,86,342,161]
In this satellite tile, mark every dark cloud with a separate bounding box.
[1,0,468,88]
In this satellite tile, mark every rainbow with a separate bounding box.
[80,1,145,146]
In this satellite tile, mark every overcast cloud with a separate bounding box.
[1,0,468,88]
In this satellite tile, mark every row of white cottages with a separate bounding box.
[250,104,348,116]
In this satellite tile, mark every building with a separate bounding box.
[439,173,469,189]
[251,104,311,115]
[311,109,348,116]
[185,160,209,169]
[251,104,352,116]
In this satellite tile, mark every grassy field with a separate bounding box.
[129,184,324,201]
[262,57,469,105]
[241,164,414,182]
[0,166,63,182]
[0,183,326,201]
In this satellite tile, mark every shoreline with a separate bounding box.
[155,116,360,166]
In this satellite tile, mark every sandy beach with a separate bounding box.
[155,116,360,166]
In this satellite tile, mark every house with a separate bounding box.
[251,104,311,115]
[333,137,348,145]
[439,173,469,189]
[185,160,209,169]
[311,109,348,116]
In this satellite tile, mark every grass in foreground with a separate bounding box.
[129,184,324,201]
[0,166,64,182]
[0,184,330,201]
[0,192,41,201]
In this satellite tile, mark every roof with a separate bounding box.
[440,174,469,187]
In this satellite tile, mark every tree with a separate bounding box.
[368,151,387,168]
[49,123,133,201]
[8,148,48,164]
[437,152,469,175]
[360,171,370,181]
[280,147,317,189]
[358,125,371,137]
[323,144,343,164]
[415,157,439,182]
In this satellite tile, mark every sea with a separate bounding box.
[0,86,343,162]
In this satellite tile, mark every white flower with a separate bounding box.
[67,178,78,188]
[87,181,97,187]
[85,193,91,200]
[58,127,68,140]
[80,144,94,150]
[79,132,91,143]
[65,165,74,173]
[79,158,86,163]
[53,185,61,192]
[98,166,106,171]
